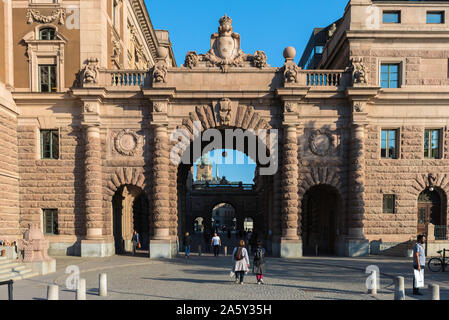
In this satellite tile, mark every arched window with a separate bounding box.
[39,27,56,40]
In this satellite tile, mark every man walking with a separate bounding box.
[413,234,426,295]
[132,230,140,256]
[183,232,192,258]
[211,232,221,257]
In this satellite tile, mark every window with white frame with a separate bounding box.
[23,26,66,92]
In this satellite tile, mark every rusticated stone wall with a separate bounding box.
[364,125,449,241]
[18,125,85,237]
[350,49,449,86]
[0,109,19,240]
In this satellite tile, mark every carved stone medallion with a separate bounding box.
[114,129,142,156]
[309,129,335,157]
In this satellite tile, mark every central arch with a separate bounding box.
[172,101,277,255]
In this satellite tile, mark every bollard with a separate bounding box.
[315,244,318,257]
[428,284,440,300]
[224,246,227,256]
[47,284,59,300]
[198,245,202,256]
[8,280,13,301]
[394,276,405,300]
[368,270,377,295]
[99,273,107,297]
[76,278,86,300]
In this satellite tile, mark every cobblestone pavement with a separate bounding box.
[1,253,449,300]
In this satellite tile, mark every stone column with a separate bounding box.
[280,125,302,257]
[152,125,170,239]
[84,124,103,240]
[346,122,369,256]
[81,123,112,257]
[150,124,174,258]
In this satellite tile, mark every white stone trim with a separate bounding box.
[23,28,66,92]
[4,0,14,88]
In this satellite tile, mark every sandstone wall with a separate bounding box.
[0,107,19,240]
[18,124,85,240]
[364,125,449,242]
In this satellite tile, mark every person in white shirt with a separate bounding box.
[211,233,221,257]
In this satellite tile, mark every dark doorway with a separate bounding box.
[418,189,443,236]
[302,185,341,255]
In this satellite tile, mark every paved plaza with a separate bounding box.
[1,253,448,300]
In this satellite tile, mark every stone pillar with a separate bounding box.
[150,124,174,258]
[280,125,302,257]
[80,124,112,257]
[346,123,369,256]
[84,125,103,239]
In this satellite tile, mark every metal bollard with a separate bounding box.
[394,276,405,300]
[368,270,377,295]
[76,278,86,300]
[47,284,59,300]
[198,245,202,256]
[428,284,440,300]
[224,246,227,256]
[8,280,13,301]
[99,273,107,297]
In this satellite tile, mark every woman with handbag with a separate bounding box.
[231,240,250,285]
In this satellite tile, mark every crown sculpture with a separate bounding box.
[183,15,269,72]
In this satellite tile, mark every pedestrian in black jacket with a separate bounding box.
[184,232,192,258]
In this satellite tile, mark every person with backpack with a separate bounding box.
[253,240,266,284]
[232,240,250,285]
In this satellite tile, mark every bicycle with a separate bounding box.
[428,249,449,272]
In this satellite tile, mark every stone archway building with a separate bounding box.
[2,0,449,258]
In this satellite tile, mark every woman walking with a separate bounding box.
[253,240,266,284]
[232,240,250,285]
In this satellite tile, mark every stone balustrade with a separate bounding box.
[85,68,349,89]
[304,70,346,87]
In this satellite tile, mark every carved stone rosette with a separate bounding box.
[152,125,171,239]
[309,129,335,157]
[84,125,103,239]
[114,129,142,156]
[281,125,299,240]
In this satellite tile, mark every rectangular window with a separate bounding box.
[38,65,57,92]
[113,0,117,27]
[40,129,59,159]
[381,63,400,88]
[381,129,398,159]
[383,11,401,24]
[424,129,441,159]
[383,194,395,214]
[43,209,58,235]
[427,12,444,24]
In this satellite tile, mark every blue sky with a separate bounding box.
[145,1,348,183]
[145,0,349,66]
[193,149,257,184]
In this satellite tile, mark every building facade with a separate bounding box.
[1,0,449,258]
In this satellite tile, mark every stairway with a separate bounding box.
[0,257,39,282]
[378,240,414,257]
